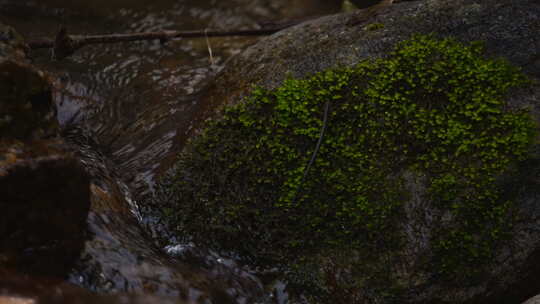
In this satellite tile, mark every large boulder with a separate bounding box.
[158,0,540,303]
[195,0,540,117]
[524,295,540,304]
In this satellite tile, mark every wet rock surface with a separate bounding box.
[0,138,90,276]
[0,269,194,304]
[0,21,90,279]
[0,20,92,298]
[161,0,540,303]
[199,0,540,113]
[524,294,540,304]
[0,60,56,140]
[0,23,56,141]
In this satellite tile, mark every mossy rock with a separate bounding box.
[159,0,540,302]
[160,35,537,303]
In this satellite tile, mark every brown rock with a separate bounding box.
[0,138,90,276]
[0,22,56,141]
[0,21,90,278]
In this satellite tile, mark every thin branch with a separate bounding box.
[291,100,331,205]
[26,22,303,60]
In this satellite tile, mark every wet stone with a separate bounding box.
[0,21,90,279]
[0,23,27,60]
[0,138,91,277]
[0,59,57,140]
[0,269,194,304]
[0,22,57,141]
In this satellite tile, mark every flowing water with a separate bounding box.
[0,0,345,302]
[0,0,344,198]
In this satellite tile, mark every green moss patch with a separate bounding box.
[364,22,384,31]
[162,35,536,301]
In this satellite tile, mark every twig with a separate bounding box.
[291,100,331,205]
[204,29,214,66]
[26,22,303,60]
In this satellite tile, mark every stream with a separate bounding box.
[0,0,344,303]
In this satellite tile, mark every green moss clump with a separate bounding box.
[364,22,384,31]
[163,35,536,301]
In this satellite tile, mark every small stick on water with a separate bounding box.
[291,100,331,205]
[26,21,305,60]
[204,28,214,66]
[25,0,401,59]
